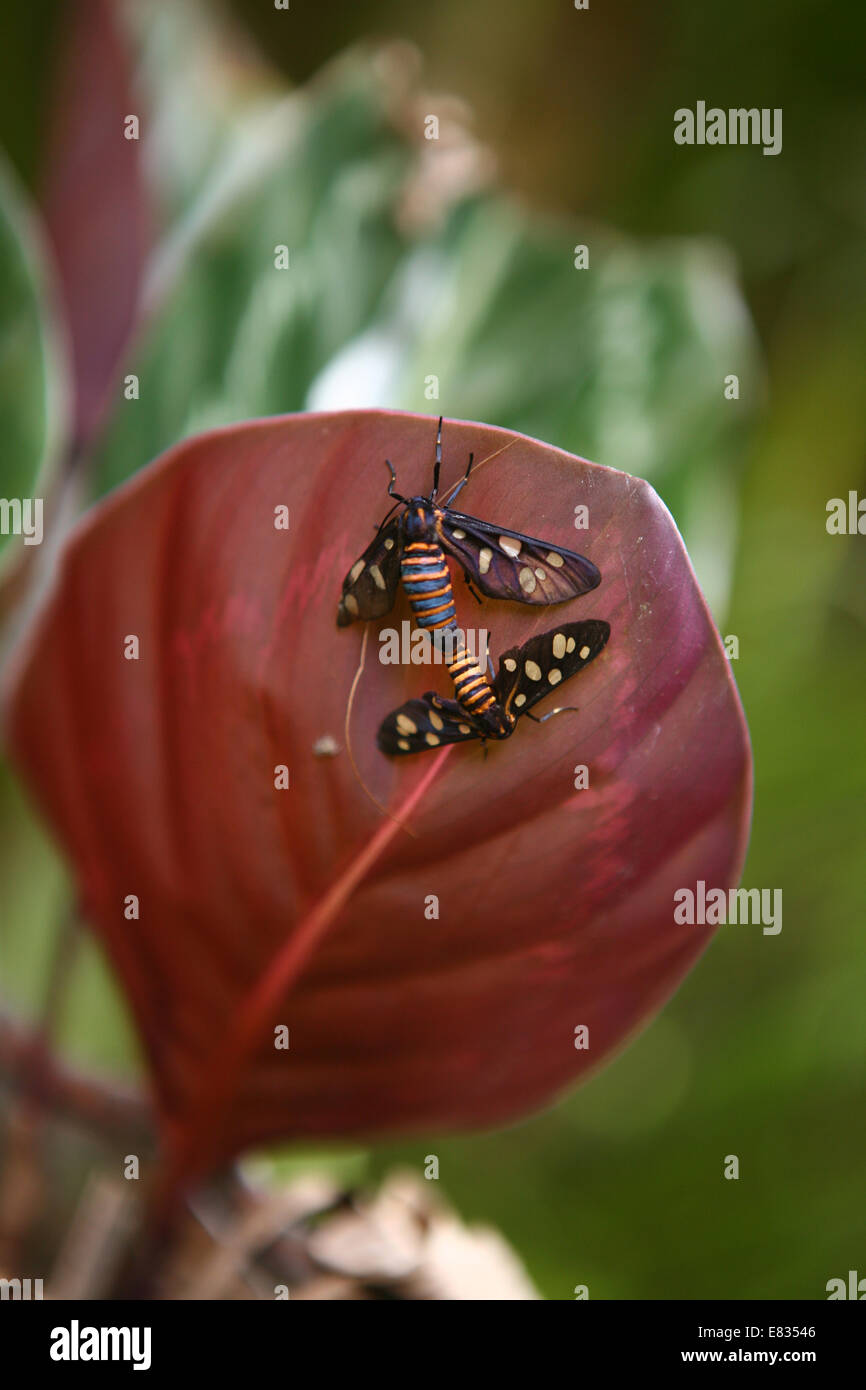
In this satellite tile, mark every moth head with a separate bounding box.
[401,501,435,541]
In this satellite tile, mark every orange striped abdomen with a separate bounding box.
[447,644,496,716]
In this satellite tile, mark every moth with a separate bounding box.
[336,418,601,635]
[377,619,610,755]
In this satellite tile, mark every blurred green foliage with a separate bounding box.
[1,0,864,1299]
[90,55,415,495]
[0,157,65,560]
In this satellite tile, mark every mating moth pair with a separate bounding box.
[337,419,610,756]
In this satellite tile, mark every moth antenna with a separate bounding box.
[446,451,475,506]
[441,435,519,504]
[344,625,416,837]
[432,416,443,499]
[384,458,407,504]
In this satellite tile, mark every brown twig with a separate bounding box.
[0,1012,151,1147]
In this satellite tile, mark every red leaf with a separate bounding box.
[4,411,751,1194]
[40,0,150,448]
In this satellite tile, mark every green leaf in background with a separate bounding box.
[0,154,67,563]
[122,0,297,224]
[90,50,417,498]
[0,157,74,1055]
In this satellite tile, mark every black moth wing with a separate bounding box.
[336,515,402,625]
[493,618,610,720]
[437,509,601,605]
[377,693,481,756]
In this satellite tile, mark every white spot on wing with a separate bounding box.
[519,567,537,593]
[500,536,521,557]
[525,660,542,681]
[552,633,566,659]
[479,547,493,574]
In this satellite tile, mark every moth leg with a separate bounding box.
[525,705,580,725]
[462,571,483,605]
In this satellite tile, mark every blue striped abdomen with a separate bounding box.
[400,541,457,630]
